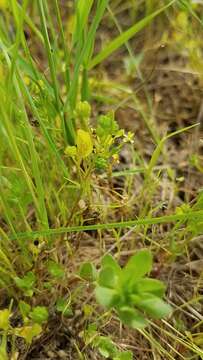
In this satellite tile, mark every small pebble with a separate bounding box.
[58,350,67,358]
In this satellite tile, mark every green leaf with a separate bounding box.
[14,271,36,296]
[118,306,148,329]
[56,298,72,317]
[88,1,175,69]
[99,266,118,288]
[47,261,65,279]
[66,0,109,109]
[95,286,118,308]
[72,0,94,46]
[0,309,10,330]
[123,249,152,282]
[15,323,42,344]
[114,351,133,360]
[19,301,31,319]
[85,323,97,341]
[96,113,119,139]
[43,282,52,290]
[135,295,172,319]
[99,347,110,358]
[0,346,8,360]
[101,254,121,275]
[94,336,117,358]
[135,278,166,297]
[79,262,97,281]
[29,306,49,324]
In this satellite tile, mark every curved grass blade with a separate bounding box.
[88,0,176,69]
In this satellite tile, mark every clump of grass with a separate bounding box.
[0,0,203,359]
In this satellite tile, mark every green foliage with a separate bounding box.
[47,261,65,279]
[75,101,91,127]
[94,249,172,328]
[96,112,119,140]
[114,352,133,360]
[0,0,202,358]
[79,262,97,281]
[56,298,73,317]
[88,0,176,69]
[68,104,128,154]
[122,249,152,280]
[1,173,32,212]
[14,272,36,297]
[29,306,49,324]
[65,103,134,183]
[0,304,43,351]
[19,301,31,321]
[15,323,42,344]
[190,190,203,235]
[0,309,10,330]
[84,325,133,360]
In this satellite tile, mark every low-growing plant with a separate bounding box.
[65,102,134,195]
[0,0,203,358]
[80,249,172,329]
[83,323,133,359]
[0,303,47,359]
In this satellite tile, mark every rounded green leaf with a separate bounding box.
[14,271,36,291]
[99,266,118,288]
[79,262,97,281]
[123,249,152,281]
[47,261,65,279]
[135,278,166,297]
[29,306,49,324]
[101,254,121,275]
[19,301,31,319]
[56,298,73,317]
[95,336,116,358]
[114,351,133,360]
[95,286,118,309]
[136,295,172,319]
[118,306,148,329]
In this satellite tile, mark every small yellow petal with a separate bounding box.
[76,129,93,159]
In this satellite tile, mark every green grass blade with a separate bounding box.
[17,73,71,181]
[72,0,94,46]
[9,210,203,240]
[88,0,175,69]
[147,123,199,178]
[17,2,44,43]
[53,0,71,91]
[65,0,109,111]
[37,0,61,113]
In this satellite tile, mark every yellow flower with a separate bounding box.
[65,145,77,157]
[112,154,119,164]
[23,76,30,86]
[76,129,93,159]
[15,324,42,344]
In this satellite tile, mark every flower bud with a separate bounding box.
[76,101,91,120]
